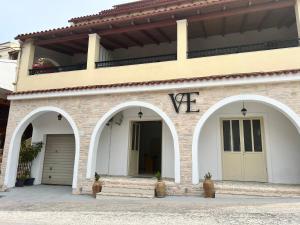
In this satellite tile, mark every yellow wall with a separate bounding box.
[16,46,300,92]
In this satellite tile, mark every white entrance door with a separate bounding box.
[221,118,267,182]
[42,135,75,185]
[129,122,140,176]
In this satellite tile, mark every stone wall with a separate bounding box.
[2,80,300,195]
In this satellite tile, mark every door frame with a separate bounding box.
[127,119,163,177]
[128,121,141,176]
[220,116,268,182]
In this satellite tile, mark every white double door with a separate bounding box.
[221,118,267,182]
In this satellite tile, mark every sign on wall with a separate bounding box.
[169,92,200,113]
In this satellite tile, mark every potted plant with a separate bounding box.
[203,172,215,198]
[23,169,34,186]
[92,172,102,197]
[155,171,166,198]
[15,174,28,187]
[16,141,42,187]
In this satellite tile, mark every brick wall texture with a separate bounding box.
[1,81,300,195]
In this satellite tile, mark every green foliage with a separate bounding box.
[155,171,162,181]
[204,172,212,180]
[19,142,43,163]
[95,172,100,181]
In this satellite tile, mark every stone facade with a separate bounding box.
[2,80,300,195]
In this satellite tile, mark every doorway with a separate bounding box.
[42,134,75,185]
[221,118,267,182]
[129,121,162,176]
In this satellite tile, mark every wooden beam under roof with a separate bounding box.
[99,0,294,36]
[60,42,87,53]
[43,45,74,55]
[35,34,88,46]
[105,37,128,49]
[201,21,208,38]
[33,0,294,46]
[221,17,227,36]
[188,0,294,23]
[156,28,172,43]
[72,40,88,48]
[122,33,144,47]
[100,20,176,37]
[257,10,272,31]
[277,9,292,28]
[140,30,160,44]
[286,18,296,28]
[100,42,114,51]
[221,5,227,36]
[240,14,248,33]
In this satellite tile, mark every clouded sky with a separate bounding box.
[0,0,136,43]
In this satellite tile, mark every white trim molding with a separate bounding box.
[192,94,300,184]
[4,106,80,190]
[8,72,300,100]
[86,101,181,183]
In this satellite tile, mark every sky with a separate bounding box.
[0,0,136,43]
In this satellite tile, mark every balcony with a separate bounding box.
[188,39,300,59]
[95,54,177,68]
[29,38,299,75]
[29,63,87,75]
[17,0,300,91]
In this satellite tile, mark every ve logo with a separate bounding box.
[169,92,200,113]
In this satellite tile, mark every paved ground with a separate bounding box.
[0,185,299,225]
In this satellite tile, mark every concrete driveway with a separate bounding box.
[0,185,299,225]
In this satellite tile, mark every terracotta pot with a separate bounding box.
[203,178,215,198]
[155,180,166,198]
[92,180,102,197]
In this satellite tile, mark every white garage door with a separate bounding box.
[42,135,75,185]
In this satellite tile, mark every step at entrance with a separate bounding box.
[214,181,300,197]
[97,177,156,198]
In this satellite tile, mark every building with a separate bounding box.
[0,42,19,170]
[0,42,20,61]
[1,0,300,196]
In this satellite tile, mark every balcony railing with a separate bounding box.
[95,53,177,68]
[29,63,87,75]
[188,39,300,59]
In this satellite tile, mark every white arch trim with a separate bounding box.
[192,94,300,184]
[4,106,80,189]
[87,101,181,183]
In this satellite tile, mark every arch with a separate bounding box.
[4,106,80,189]
[192,94,300,184]
[87,101,181,183]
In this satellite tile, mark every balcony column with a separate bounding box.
[87,33,100,70]
[19,39,35,75]
[177,19,188,61]
[295,0,300,39]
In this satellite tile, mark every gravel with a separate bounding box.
[0,185,299,225]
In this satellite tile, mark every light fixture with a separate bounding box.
[57,114,62,121]
[138,107,143,119]
[241,102,247,117]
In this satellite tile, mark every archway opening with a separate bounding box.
[193,97,300,185]
[4,108,80,190]
[87,102,180,183]
[96,107,174,179]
